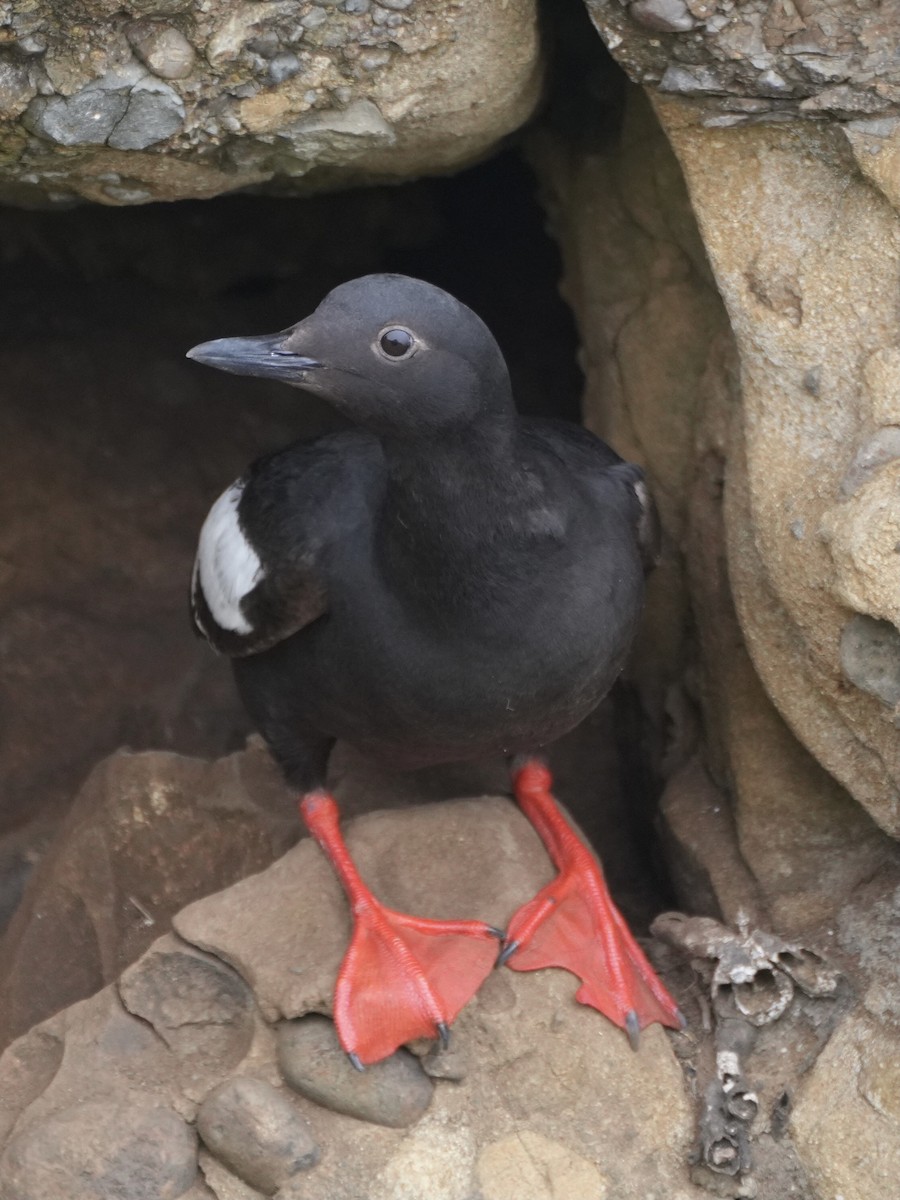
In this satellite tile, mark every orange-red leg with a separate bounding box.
[300,791,500,1067]
[501,760,684,1046]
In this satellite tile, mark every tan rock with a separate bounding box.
[657,96,900,839]
[477,1132,608,1200]
[0,795,701,1200]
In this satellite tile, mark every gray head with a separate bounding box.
[187,274,514,438]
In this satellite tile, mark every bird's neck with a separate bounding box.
[378,418,554,606]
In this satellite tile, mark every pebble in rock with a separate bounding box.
[197,1077,319,1196]
[24,89,129,146]
[107,85,184,151]
[277,1015,433,1129]
[0,1099,197,1200]
[127,23,196,80]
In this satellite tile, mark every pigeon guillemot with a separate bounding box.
[187,274,682,1067]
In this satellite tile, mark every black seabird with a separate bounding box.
[187,273,682,1066]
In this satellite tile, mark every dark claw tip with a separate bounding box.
[675,1007,688,1031]
[348,1052,365,1072]
[496,940,519,968]
[437,1022,451,1050]
[625,1010,641,1051]
[486,925,505,940]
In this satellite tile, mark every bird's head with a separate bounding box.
[186,274,514,439]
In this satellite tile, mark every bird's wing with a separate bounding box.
[191,430,376,657]
[521,418,660,571]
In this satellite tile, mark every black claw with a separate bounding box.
[625,1010,641,1051]
[486,925,505,940]
[437,1022,451,1050]
[348,1052,365,1072]
[675,1007,688,1031]
[496,939,519,967]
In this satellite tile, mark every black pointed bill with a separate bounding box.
[186,332,320,382]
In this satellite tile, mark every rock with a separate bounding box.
[528,83,900,1198]
[0,0,542,204]
[631,0,696,35]
[277,100,396,172]
[0,793,701,1199]
[107,83,185,150]
[127,23,196,80]
[119,942,256,1069]
[839,615,900,709]
[277,1015,434,1128]
[791,868,900,1200]
[196,1077,319,1194]
[0,743,298,1054]
[0,821,56,938]
[0,1100,198,1200]
[0,57,36,119]
[24,88,129,145]
[476,1130,609,1200]
[584,0,900,119]
[657,97,900,839]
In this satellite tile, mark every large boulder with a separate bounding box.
[0,796,702,1200]
[527,69,900,1198]
[0,0,542,205]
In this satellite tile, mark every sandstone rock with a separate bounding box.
[657,98,900,841]
[277,1015,433,1128]
[196,1077,319,1194]
[0,0,542,205]
[528,82,900,1198]
[791,867,900,1200]
[0,796,701,1199]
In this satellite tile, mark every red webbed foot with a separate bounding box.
[501,761,684,1045]
[301,791,499,1067]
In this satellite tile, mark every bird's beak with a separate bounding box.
[186,332,321,382]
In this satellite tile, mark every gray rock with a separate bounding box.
[277,1014,434,1128]
[280,99,394,169]
[631,0,696,34]
[118,942,255,1067]
[658,63,724,95]
[300,8,328,29]
[197,1077,318,1195]
[107,83,185,150]
[0,1100,197,1200]
[130,0,194,11]
[24,89,129,146]
[269,53,302,85]
[840,615,900,709]
[839,427,900,497]
[343,0,371,11]
[127,23,196,80]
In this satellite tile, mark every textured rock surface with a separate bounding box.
[277,1015,434,1128]
[529,80,900,1198]
[0,796,703,1200]
[0,742,298,1055]
[196,1076,319,1193]
[585,0,900,120]
[657,98,900,841]
[0,0,542,205]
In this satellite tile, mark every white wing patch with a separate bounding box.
[194,481,263,634]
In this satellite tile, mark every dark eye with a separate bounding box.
[379,328,414,358]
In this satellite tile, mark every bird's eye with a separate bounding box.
[379,328,414,359]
